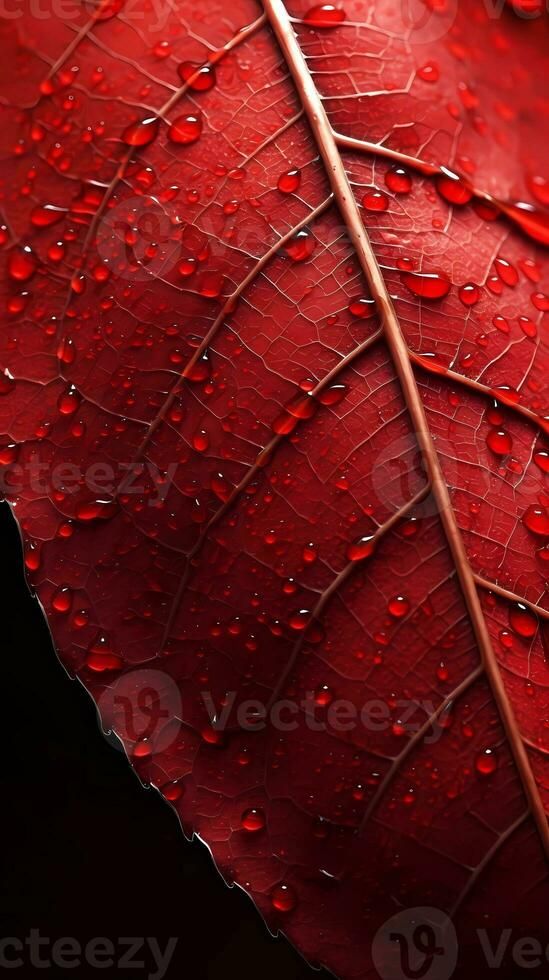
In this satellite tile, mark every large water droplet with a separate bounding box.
[303,4,346,27]
[8,246,36,282]
[401,270,451,300]
[523,505,549,536]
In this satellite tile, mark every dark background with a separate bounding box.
[0,502,326,978]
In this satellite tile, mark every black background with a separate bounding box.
[0,501,327,978]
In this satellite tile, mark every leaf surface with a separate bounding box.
[1,0,549,976]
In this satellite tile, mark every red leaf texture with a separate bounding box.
[2,0,549,976]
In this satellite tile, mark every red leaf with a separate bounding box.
[2,0,549,976]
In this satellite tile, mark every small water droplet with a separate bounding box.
[509,603,538,638]
[314,685,333,707]
[385,166,412,194]
[271,883,297,912]
[347,535,376,562]
[284,227,316,263]
[494,257,518,287]
[57,386,80,415]
[177,62,216,91]
[122,116,159,147]
[8,245,36,282]
[534,450,549,473]
[436,171,473,206]
[362,188,389,211]
[486,428,512,456]
[388,595,410,618]
[168,113,202,145]
[416,62,439,83]
[241,807,265,832]
[459,282,480,306]
[52,585,72,613]
[476,748,497,776]
[278,168,301,194]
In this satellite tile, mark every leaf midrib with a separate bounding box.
[261,0,549,858]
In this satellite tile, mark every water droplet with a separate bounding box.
[162,780,184,801]
[122,116,159,147]
[494,257,518,287]
[201,725,224,746]
[211,472,231,501]
[528,174,549,207]
[385,166,412,194]
[362,188,389,211]
[388,595,410,618]
[534,450,549,473]
[0,372,15,396]
[8,246,36,282]
[314,685,333,707]
[86,633,122,671]
[288,609,311,631]
[436,171,473,206]
[416,62,439,83]
[493,315,509,334]
[303,4,346,27]
[317,383,347,406]
[348,297,375,318]
[57,386,80,415]
[52,585,72,613]
[401,270,451,300]
[346,535,376,562]
[278,168,301,194]
[302,542,317,563]
[271,883,297,912]
[476,748,497,776]
[523,505,549,536]
[168,113,202,145]
[531,292,549,312]
[509,603,538,638]
[459,282,480,306]
[519,316,537,339]
[192,429,209,452]
[30,204,67,227]
[241,807,265,832]
[57,336,76,366]
[284,227,316,263]
[177,62,216,91]
[76,498,117,522]
[178,257,197,278]
[486,428,512,456]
